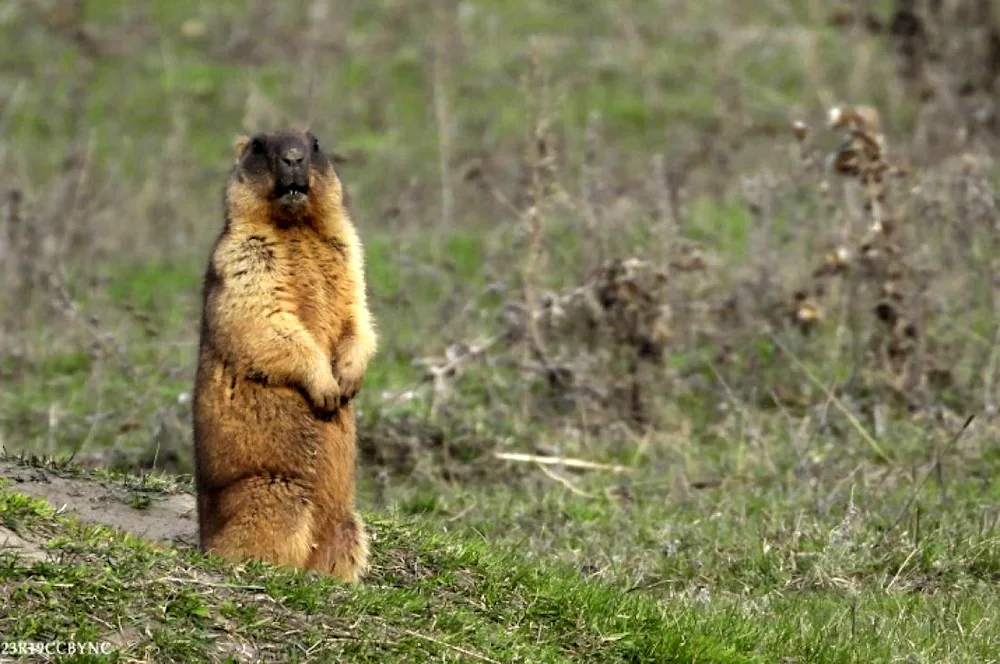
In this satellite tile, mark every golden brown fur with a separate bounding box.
[192,127,376,582]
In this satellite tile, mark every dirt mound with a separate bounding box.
[0,461,197,548]
[0,524,48,562]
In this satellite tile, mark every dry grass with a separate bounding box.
[3,1,1000,660]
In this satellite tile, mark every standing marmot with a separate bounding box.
[192,127,377,583]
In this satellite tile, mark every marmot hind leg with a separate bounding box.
[201,475,316,570]
[305,511,369,583]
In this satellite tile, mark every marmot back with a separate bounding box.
[192,127,377,583]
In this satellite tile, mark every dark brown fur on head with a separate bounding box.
[227,128,344,226]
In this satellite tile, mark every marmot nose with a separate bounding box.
[281,148,304,166]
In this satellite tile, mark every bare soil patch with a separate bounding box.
[0,462,197,548]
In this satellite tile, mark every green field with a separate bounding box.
[3,1,1000,662]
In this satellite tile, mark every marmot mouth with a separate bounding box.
[276,182,309,203]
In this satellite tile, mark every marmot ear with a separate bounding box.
[232,135,250,162]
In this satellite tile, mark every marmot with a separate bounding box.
[192,127,377,583]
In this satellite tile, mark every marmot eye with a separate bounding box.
[250,138,266,155]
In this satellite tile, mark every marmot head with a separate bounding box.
[227,128,344,225]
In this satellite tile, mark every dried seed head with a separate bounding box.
[853,129,884,158]
[823,246,852,270]
[860,242,880,261]
[858,106,880,130]
[828,106,844,128]
[874,301,898,325]
[828,105,880,132]
[792,120,809,142]
[796,303,821,322]
[881,280,904,300]
[650,319,671,344]
[793,298,823,333]
[831,148,860,175]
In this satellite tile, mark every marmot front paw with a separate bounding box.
[306,367,342,416]
[333,364,364,406]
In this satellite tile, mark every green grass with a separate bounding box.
[4,1,1000,662]
[4,453,1000,662]
[1,0,903,212]
[1,461,760,663]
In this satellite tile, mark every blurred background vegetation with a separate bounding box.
[3,0,1000,658]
